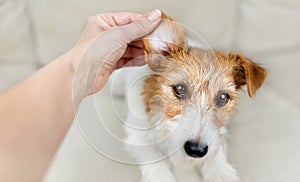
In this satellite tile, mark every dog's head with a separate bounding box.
[142,14,266,161]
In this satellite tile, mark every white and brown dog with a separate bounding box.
[111,13,266,182]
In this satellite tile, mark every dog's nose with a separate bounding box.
[184,141,208,158]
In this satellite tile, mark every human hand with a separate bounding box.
[69,9,161,101]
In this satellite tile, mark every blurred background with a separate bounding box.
[0,0,300,181]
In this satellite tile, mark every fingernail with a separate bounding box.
[147,9,161,22]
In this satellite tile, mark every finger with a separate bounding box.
[97,12,143,28]
[112,12,143,25]
[116,57,145,68]
[112,9,161,44]
[129,40,144,48]
[116,58,132,68]
[122,46,144,59]
[123,57,146,67]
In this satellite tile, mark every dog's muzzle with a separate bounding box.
[184,141,208,158]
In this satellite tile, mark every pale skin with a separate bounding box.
[0,9,161,182]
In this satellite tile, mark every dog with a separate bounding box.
[110,13,266,182]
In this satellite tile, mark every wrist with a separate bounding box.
[51,47,87,109]
[66,44,94,104]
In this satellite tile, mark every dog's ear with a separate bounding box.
[230,53,267,98]
[143,13,186,71]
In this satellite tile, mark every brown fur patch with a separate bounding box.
[141,14,266,127]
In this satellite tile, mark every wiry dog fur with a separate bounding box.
[112,13,266,182]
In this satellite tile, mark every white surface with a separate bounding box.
[235,0,300,54]
[0,0,35,64]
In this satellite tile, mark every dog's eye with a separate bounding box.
[173,84,187,99]
[216,92,230,106]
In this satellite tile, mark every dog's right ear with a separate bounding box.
[143,13,186,71]
[229,53,267,98]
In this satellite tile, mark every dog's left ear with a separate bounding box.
[230,53,267,98]
[143,13,186,71]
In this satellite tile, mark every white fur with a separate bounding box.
[111,65,239,182]
[109,17,239,181]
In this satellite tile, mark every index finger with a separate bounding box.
[104,12,143,26]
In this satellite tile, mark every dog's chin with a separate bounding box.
[169,149,204,169]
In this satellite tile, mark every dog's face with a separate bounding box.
[142,14,266,162]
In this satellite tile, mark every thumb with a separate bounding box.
[113,9,161,43]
